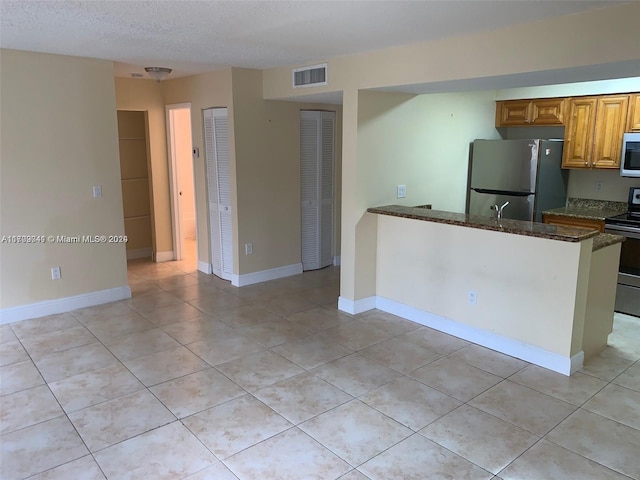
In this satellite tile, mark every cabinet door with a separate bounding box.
[531,98,565,125]
[495,100,532,126]
[627,93,640,132]
[542,215,604,233]
[562,97,597,168]
[592,95,629,169]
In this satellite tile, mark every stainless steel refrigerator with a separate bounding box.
[466,139,568,222]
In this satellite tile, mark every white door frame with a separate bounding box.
[165,102,193,261]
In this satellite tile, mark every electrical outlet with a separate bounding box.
[397,184,406,199]
[245,243,253,255]
[595,181,603,192]
[51,266,61,280]
[93,185,102,198]
[468,290,477,305]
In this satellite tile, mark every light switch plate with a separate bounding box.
[468,290,477,305]
[93,185,102,198]
[397,185,406,199]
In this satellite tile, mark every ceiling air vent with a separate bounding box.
[293,63,328,88]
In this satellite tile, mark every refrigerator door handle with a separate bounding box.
[472,188,532,197]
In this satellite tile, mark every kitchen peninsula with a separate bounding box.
[364,205,623,375]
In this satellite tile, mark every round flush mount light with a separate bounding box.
[144,67,172,82]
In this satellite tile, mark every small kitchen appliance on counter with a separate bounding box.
[605,187,640,317]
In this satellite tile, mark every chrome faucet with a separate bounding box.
[490,201,510,220]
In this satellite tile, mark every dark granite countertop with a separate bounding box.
[543,198,627,221]
[592,233,625,252]
[367,205,599,242]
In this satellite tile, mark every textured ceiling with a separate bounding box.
[0,0,625,80]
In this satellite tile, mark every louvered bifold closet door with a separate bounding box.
[319,112,335,269]
[203,109,221,277]
[213,112,233,279]
[300,111,321,271]
[203,107,233,280]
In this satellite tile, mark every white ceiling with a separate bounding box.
[0,0,627,81]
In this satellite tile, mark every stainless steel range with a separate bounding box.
[605,187,640,317]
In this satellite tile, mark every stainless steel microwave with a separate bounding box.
[621,132,640,177]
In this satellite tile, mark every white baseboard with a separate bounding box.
[0,286,132,325]
[570,351,585,375]
[333,256,341,266]
[126,247,152,260]
[198,261,212,274]
[231,263,303,287]
[154,251,174,263]
[375,296,582,376]
[338,295,377,315]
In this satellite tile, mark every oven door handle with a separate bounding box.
[605,224,640,238]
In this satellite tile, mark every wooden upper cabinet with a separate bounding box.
[627,93,640,132]
[562,95,628,169]
[530,98,565,125]
[496,100,531,126]
[562,97,597,168]
[495,98,564,127]
[592,95,629,169]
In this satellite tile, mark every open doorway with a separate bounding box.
[117,110,154,261]
[166,104,197,262]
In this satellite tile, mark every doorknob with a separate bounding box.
[179,191,182,196]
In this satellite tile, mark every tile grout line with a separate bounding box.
[2,261,637,480]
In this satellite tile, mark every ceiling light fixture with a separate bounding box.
[144,67,172,82]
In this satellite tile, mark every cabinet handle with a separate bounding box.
[584,161,588,166]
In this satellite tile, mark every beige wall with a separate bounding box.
[263,4,640,100]
[341,89,500,300]
[568,169,638,203]
[376,215,590,357]
[4,3,635,314]
[233,68,299,273]
[0,49,127,308]
[114,78,172,256]
[583,244,621,359]
[161,69,236,266]
[339,89,361,300]
[262,2,639,305]
[231,68,343,274]
[129,68,342,277]
[357,90,500,213]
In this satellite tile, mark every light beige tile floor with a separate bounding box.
[1,245,639,480]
